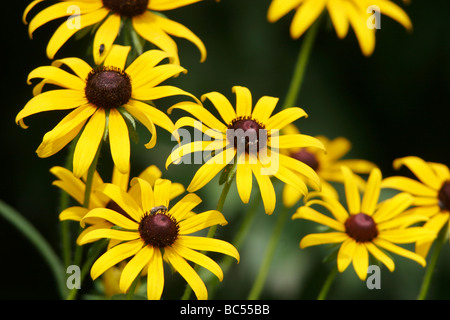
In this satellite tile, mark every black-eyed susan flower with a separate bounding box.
[16,45,194,178]
[293,166,435,280]
[281,124,377,207]
[381,156,450,258]
[24,0,206,65]
[165,86,325,215]
[267,0,412,56]
[78,178,240,300]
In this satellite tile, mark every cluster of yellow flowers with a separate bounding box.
[14,0,449,300]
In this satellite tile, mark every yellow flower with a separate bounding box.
[166,86,325,214]
[24,0,206,64]
[293,166,435,280]
[267,0,412,56]
[78,178,240,300]
[282,124,377,207]
[16,45,194,177]
[381,156,450,258]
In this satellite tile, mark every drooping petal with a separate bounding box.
[378,228,436,244]
[168,101,227,132]
[373,192,413,224]
[267,0,303,22]
[277,153,321,190]
[304,197,349,224]
[164,247,207,300]
[27,66,86,90]
[36,104,95,158]
[59,206,89,222]
[236,162,253,204]
[352,243,369,280]
[152,13,206,63]
[373,238,427,267]
[327,0,349,38]
[187,147,236,192]
[171,242,223,281]
[90,239,144,280]
[108,109,130,174]
[119,245,153,293]
[393,156,442,191]
[416,213,450,258]
[52,57,93,82]
[16,89,87,128]
[365,241,395,272]
[337,238,356,272]
[73,108,106,178]
[252,162,276,215]
[290,0,326,39]
[78,228,140,245]
[373,0,412,30]
[123,100,157,148]
[146,247,164,300]
[344,2,375,56]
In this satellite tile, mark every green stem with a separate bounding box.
[209,194,260,299]
[0,200,68,298]
[282,16,321,110]
[181,167,236,300]
[317,265,338,300]
[247,205,291,300]
[66,141,103,300]
[417,223,449,300]
[126,270,143,300]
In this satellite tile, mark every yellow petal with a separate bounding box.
[36,105,95,158]
[108,109,130,174]
[27,66,86,90]
[177,235,240,263]
[126,50,169,78]
[373,238,426,267]
[153,179,172,207]
[129,178,155,215]
[381,176,437,197]
[251,96,279,124]
[344,1,375,56]
[232,86,252,118]
[179,210,227,235]
[337,238,356,272]
[123,100,157,148]
[93,13,121,65]
[236,163,253,204]
[16,89,87,128]
[96,183,143,222]
[299,232,348,248]
[152,13,206,63]
[292,206,345,231]
[47,8,109,59]
[104,45,131,70]
[272,134,325,150]
[72,108,106,178]
[267,0,303,23]
[352,243,369,280]
[168,193,202,222]
[78,228,140,245]
[201,91,237,125]
[373,192,413,224]
[168,101,227,132]
[90,239,143,280]
[146,247,164,300]
[304,197,349,224]
[393,156,442,191]
[148,0,203,11]
[265,107,308,130]
[327,0,349,38]
[252,163,276,215]
[378,228,436,244]
[119,245,153,293]
[164,247,208,300]
[365,242,394,272]
[290,0,326,39]
[374,0,412,30]
[361,168,382,215]
[59,206,88,222]
[52,57,93,81]
[82,208,139,230]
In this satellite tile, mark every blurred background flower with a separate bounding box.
[2,0,449,299]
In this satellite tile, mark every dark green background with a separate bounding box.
[1,0,449,299]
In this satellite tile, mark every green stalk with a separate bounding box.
[417,223,449,300]
[247,205,290,300]
[317,265,338,300]
[66,140,103,300]
[181,163,236,300]
[282,17,321,110]
[0,200,68,298]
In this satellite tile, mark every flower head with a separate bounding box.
[78,178,240,300]
[381,156,450,258]
[281,124,377,207]
[24,0,206,64]
[267,0,412,56]
[16,45,195,177]
[166,86,325,214]
[293,166,435,280]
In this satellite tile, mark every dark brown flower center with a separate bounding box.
[85,67,132,110]
[344,213,378,242]
[102,0,149,17]
[138,206,179,248]
[290,149,319,171]
[438,181,450,211]
[227,117,267,153]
